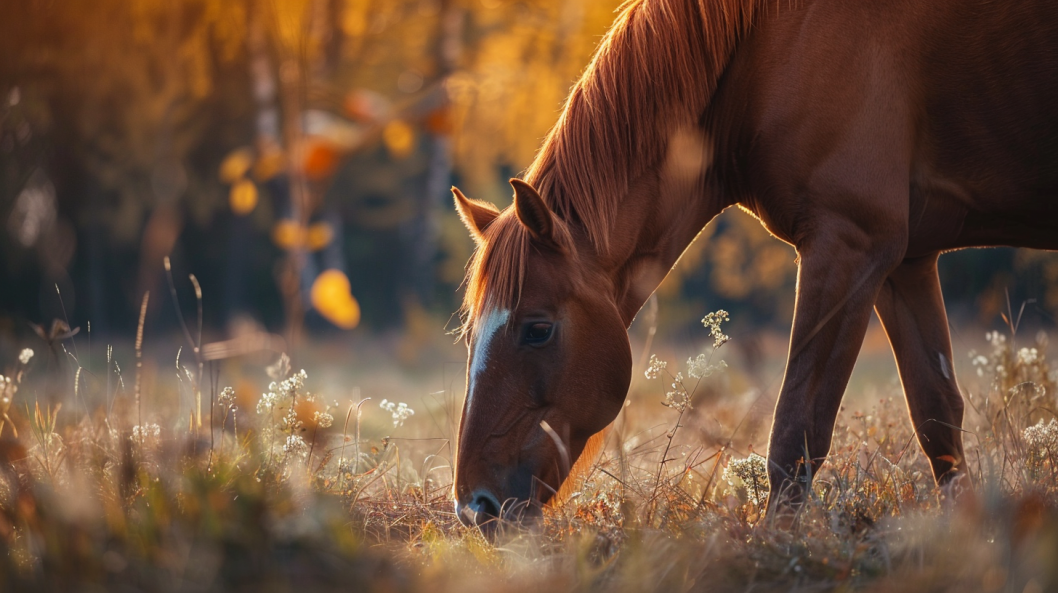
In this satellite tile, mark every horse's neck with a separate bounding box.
[606,147,730,327]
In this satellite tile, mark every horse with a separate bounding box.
[451,0,1058,527]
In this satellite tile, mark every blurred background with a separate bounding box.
[1,0,1057,382]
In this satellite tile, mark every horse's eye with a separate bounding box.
[524,322,553,345]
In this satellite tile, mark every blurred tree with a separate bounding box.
[0,0,1055,344]
[0,0,255,333]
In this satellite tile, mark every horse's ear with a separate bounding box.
[452,186,499,243]
[511,178,557,246]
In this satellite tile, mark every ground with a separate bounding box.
[0,313,1056,592]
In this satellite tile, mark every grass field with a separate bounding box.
[1,311,1057,593]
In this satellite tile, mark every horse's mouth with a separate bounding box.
[457,494,545,540]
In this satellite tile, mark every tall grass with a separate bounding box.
[0,308,1057,592]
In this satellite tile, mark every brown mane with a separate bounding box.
[461,0,761,331]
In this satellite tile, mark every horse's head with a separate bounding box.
[451,179,631,529]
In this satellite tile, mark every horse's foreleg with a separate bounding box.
[874,254,966,485]
[766,231,903,508]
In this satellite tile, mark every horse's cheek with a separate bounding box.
[588,330,632,434]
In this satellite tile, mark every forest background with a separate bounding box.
[3,0,1056,359]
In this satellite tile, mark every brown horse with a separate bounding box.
[451,0,1058,526]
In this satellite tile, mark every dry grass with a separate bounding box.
[1,314,1057,592]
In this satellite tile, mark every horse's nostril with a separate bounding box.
[458,490,501,527]
[471,491,501,519]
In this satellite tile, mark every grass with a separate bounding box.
[1,310,1057,592]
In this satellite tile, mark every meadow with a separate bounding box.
[1,300,1056,593]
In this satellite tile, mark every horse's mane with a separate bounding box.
[462,0,761,331]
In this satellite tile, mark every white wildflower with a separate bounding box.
[0,374,14,404]
[18,348,33,365]
[281,406,302,431]
[283,434,306,454]
[1023,419,1058,454]
[645,354,668,380]
[1023,419,1058,478]
[257,389,280,414]
[986,330,1007,350]
[686,354,727,379]
[219,386,236,407]
[257,369,309,415]
[702,310,730,349]
[131,423,161,441]
[970,351,989,377]
[266,353,291,381]
[663,372,691,412]
[722,453,770,506]
[380,399,415,427]
[1018,347,1039,365]
[313,410,333,429]
[286,369,308,391]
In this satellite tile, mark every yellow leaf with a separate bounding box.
[311,269,360,330]
[306,222,333,251]
[229,179,258,215]
[253,148,286,181]
[219,148,253,183]
[383,120,415,159]
[272,220,302,250]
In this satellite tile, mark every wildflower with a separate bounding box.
[283,434,306,454]
[257,390,280,414]
[131,423,161,441]
[645,354,667,380]
[281,406,302,431]
[313,410,333,429]
[970,351,989,377]
[0,375,14,401]
[1018,347,1039,365]
[380,399,415,427]
[986,330,1007,350]
[266,353,291,381]
[1023,419,1058,454]
[18,348,33,365]
[701,310,730,349]
[722,453,770,506]
[287,369,308,391]
[257,369,310,415]
[663,372,691,412]
[686,354,727,379]
[219,386,236,407]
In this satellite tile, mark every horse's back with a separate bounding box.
[720,0,1058,252]
[915,0,1058,224]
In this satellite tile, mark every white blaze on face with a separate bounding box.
[469,308,510,397]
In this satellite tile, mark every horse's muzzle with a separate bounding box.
[456,489,502,529]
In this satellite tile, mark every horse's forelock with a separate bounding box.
[460,215,529,338]
[459,211,577,338]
